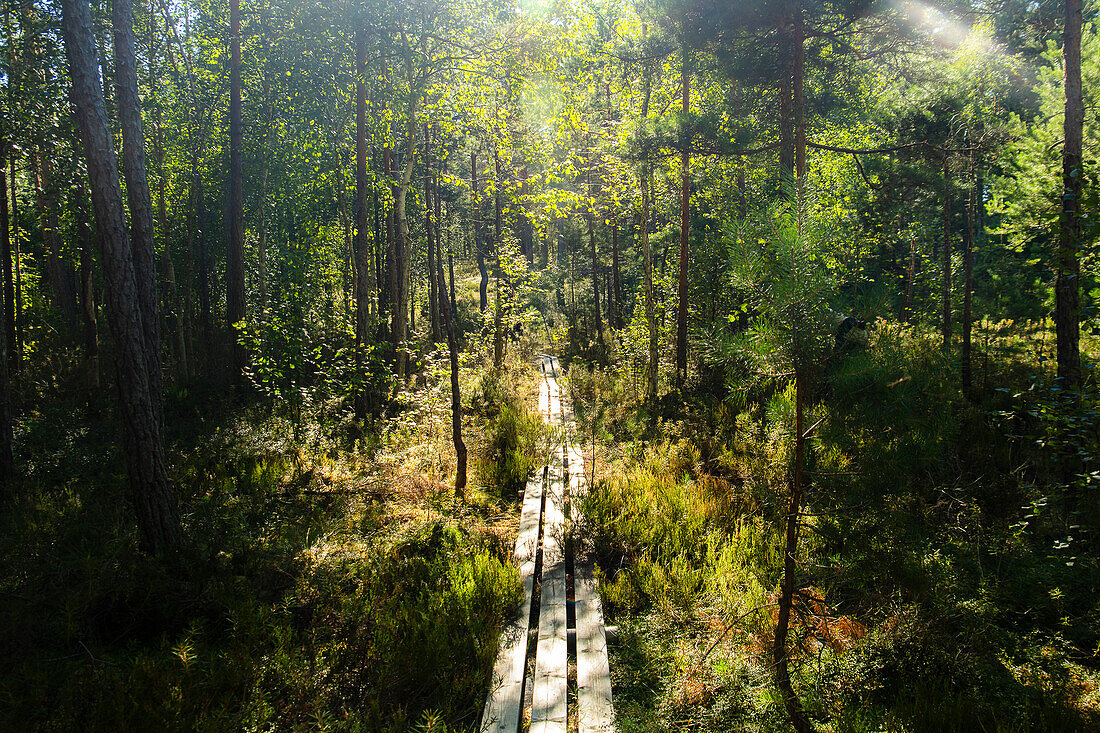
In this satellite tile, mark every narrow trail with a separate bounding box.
[481,355,614,733]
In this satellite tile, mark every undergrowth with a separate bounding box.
[0,344,546,732]
[575,322,1100,732]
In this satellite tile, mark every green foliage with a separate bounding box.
[0,393,519,732]
[470,369,548,500]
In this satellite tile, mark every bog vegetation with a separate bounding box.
[0,0,1098,730]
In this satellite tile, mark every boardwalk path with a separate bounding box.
[481,355,614,733]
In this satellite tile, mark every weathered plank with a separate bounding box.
[564,400,615,733]
[574,566,615,733]
[531,446,568,733]
[480,466,545,733]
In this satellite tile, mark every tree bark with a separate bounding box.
[436,233,466,492]
[611,220,621,329]
[941,156,952,347]
[0,153,12,483]
[1057,0,1082,388]
[472,150,487,312]
[903,235,917,324]
[676,52,690,386]
[112,0,162,422]
[492,143,503,369]
[63,0,181,554]
[391,94,418,385]
[793,10,806,185]
[962,153,976,396]
[425,123,439,343]
[640,64,657,406]
[588,164,603,349]
[38,155,79,333]
[149,5,183,381]
[75,180,99,401]
[226,0,245,387]
[1,151,13,372]
[385,145,396,346]
[772,370,814,733]
[9,157,21,369]
[354,28,371,417]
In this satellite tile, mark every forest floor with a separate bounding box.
[562,320,1100,733]
[0,337,551,731]
[2,320,1099,733]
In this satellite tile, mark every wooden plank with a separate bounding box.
[481,468,545,733]
[563,393,615,733]
[531,447,567,731]
[574,567,615,733]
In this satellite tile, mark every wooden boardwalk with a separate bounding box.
[481,356,614,733]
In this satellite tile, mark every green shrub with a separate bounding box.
[471,370,548,500]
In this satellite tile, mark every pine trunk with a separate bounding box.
[64,0,181,554]
[772,371,814,733]
[1057,0,1083,388]
[0,153,12,483]
[941,157,952,347]
[11,156,22,367]
[112,0,162,420]
[226,0,245,386]
[1,152,13,375]
[676,54,690,386]
[354,29,371,416]
[472,150,487,312]
[425,123,439,344]
[437,234,466,491]
[75,181,99,400]
[611,221,621,330]
[640,65,657,405]
[962,154,976,396]
[589,165,603,348]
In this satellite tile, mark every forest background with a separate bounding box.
[0,0,1098,730]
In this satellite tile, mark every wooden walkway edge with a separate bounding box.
[480,355,615,733]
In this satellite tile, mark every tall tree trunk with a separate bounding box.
[492,143,503,370]
[336,137,352,316]
[738,161,747,219]
[1057,0,1082,388]
[8,156,19,367]
[773,370,814,733]
[675,52,690,386]
[226,0,245,386]
[437,226,466,491]
[448,247,456,316]
[793,10,806,185]
[903,235,917,324]
[1,151,13,369]
[472,150,487,312]
[38,155,79,332]
[611,221,621,330]
[64,0,181,554]
[256,45,274,319]
[385,146,396,345]
[393,98,417,385]
[149,6,183,381]
[521,166,534,264]
[10,157,22,369]
[640,65,657,405]
[588,164,603,349]
[354,28,371,417]
[112,0,162,422]
[779,24,794,176]
[962,153,976,396]
[941,156,952,347]
[197,167,212,364]
[75,180,99,401]
[425,123,439,343]
[0,153,12,484]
